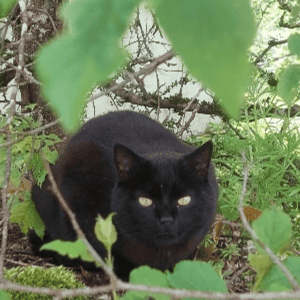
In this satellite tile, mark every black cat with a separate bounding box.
[31,111,218,280]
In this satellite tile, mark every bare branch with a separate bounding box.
[0,57,42,86]
[0,127,12,279]
[1,274,300,300]
[88,50,175,103]
[253,39,287,65]
[178,88,204,137]
[27,7,58,34]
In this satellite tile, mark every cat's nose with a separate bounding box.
[160,216,174,226]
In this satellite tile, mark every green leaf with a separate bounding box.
[0,290,11,300]
[290,3,300,24]
[36,0,141,132]
[288,33,300,57]
[42,147,59,164]
[9,168,21,188]
[278,64,300,106]
[248,253,273,291]
[12,136,32,154]
[42,134,61,146]
[155,0,256,118]
[29,153,47,186]
[0,0,17,17]
[167,261,227,299]
[252,209,292,255]
[94,213,117,250]
[122,266,170,300]
[260,256,300,291]
[10,199,45,239]
[41,239,99,265]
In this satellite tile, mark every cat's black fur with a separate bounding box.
[31,111,218,280]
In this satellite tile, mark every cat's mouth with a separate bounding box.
[154,233,175,244]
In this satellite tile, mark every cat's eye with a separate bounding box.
[138,197,153,207]
[177,195,191,206]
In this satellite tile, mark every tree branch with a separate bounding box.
[253,39,287,65]
[88,50,175,103]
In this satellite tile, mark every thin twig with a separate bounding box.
[0,120,59,148]
[0,127,11,279]
[253,39,287,65]
[27,7,58,33]
[0,57,42,86]
[178,88,203,137]
[2,275,300,299]
[88,50,174,103]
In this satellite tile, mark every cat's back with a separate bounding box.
[70,111,189,154]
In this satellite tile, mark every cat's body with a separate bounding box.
[31,111,218,280]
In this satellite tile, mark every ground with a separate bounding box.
[1,222,256,298]
[2,223,110,299]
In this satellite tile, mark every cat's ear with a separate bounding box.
[184,140,213,177]
[114,144,144,181]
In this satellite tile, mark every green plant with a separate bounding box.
[0,113,60,189]
[187,114,300,222]
[4,266,88,300]
[220,244,240,261]
[1,0,300,298]
[39,208,300,298]
[0,113,60,240]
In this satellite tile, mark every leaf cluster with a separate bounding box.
[39,210,300,297]
[0,114,60,189]
[0,112,60,240]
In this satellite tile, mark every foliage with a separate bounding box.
[32,0,256,131]
[122,261,228,300]
[122,266,171,300]
[187,115,300,223]
[4,266,88,300]
[36,0,140,131]
[94,213,117,267]
[0,114,60,189]
[220,243,239,261]
[37,208,300,298]
[154,0,255,119]
[0,113,60,239]
[252,209,292,255]
[1,0,300,298]
[0,0,16,17]
[0,290,11,300]
[41,239,98,266]
[41,212,117,268]
[249,209,300,292]
[94,213,117,253]
[259,256,300,292]
[124,210,300,295]
[10,191,45,239]
[278,33,300,106]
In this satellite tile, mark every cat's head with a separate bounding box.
[111,141,218,247]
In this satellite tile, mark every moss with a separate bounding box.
[5,266,89,300]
